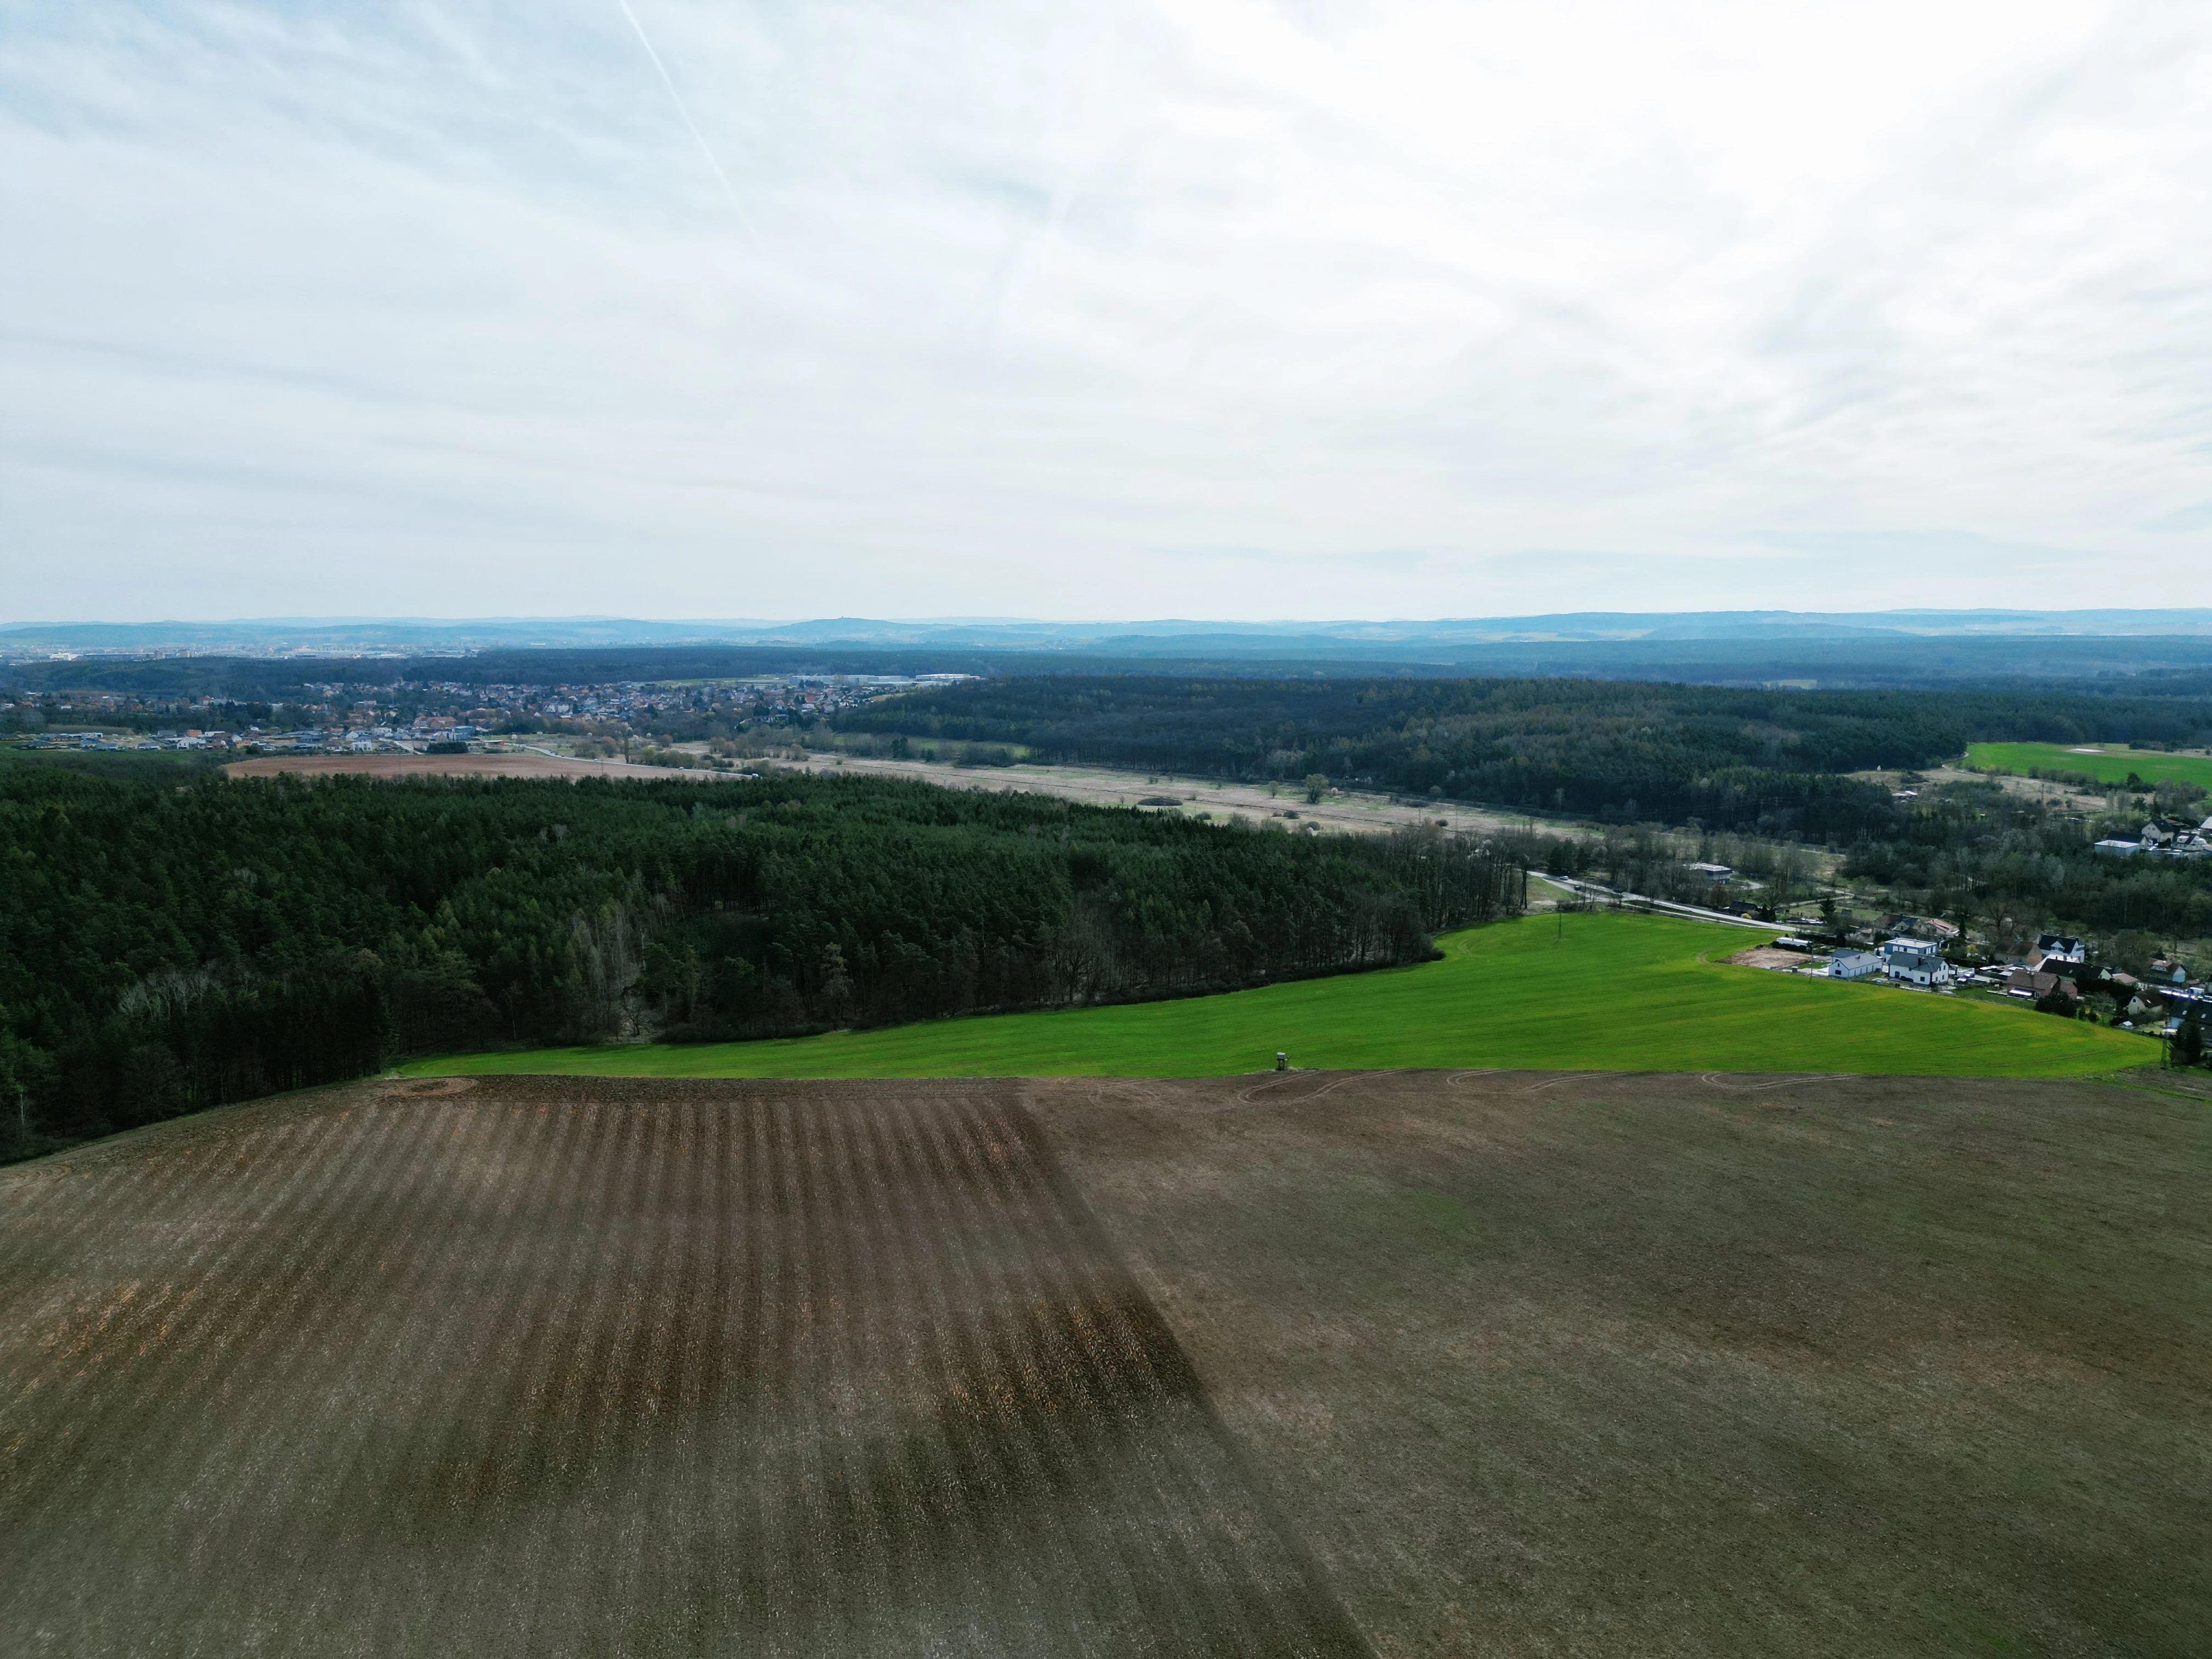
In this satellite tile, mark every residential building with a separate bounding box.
[1880,938,1954,987]
[2035,934,2087,967]
[1892,913,1961,941]
[2006,969,2081,1006]
[1828,950,1882,981]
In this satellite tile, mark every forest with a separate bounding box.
[831,675,1966,836]
[832,675,2212,817]
[832,674,2212,950]
[1520,777,2212,960]
[831,673,2212,833]
[0,764,1523,1158]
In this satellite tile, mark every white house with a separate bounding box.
[2035,934,2087,967]
[1880,938,1954,987]
[1829,950,1883,981]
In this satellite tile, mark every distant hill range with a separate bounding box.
[11,611,2212,688]
[9,608,2212,652]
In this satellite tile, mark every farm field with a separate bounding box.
[1967,741,2212,792]
[8,1069,2207,1656]
[409,911,2145,1082]
[0,1077,1365,1657]
[1035,1067,2212,1656]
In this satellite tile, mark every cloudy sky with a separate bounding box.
[4,0,2208,622]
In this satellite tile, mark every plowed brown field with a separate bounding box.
[1030,1069,2212,1657]
[0,1077,1367,1657]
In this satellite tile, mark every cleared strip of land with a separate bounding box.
[223,746,1517,837]
[779,751,1520,838]
[0,1078,1367,1657]
[411,912,2145,1082]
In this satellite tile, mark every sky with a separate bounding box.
[3,0,2209,623]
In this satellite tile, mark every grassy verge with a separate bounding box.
[406,910,2146,1080]
[1968,740,2212,791]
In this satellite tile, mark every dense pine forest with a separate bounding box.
[831,675,2212,832]
[833,674,2212,951]
[0,765,1523,1158]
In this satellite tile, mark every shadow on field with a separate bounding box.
[0,1076,1369,1658]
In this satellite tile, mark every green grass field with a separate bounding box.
[408,911,2146,1081]
[1968,741,2212,791]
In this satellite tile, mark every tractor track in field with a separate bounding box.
[0,1077,1370,1658]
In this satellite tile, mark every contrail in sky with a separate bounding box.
[613,0,757,236]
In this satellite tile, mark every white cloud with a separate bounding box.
[2,0,2207,620]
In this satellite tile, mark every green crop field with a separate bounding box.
[408,911,2146,1082]
[1968,741,2212,792]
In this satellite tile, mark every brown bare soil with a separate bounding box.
[10,1069,2204,1656]
[1724,944,1821,970]
[223,752,719,783]
[1027,1069,2212,1657]
[0,1078,1365,1657]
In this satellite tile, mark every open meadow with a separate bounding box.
[410,911,2145,1082]
[1968,741,2212,792]
[4,1068,2205,1656]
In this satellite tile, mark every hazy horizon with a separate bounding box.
[12,606,2212,643]
[7,2,2209,620]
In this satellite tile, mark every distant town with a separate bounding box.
[2,672,972,757]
